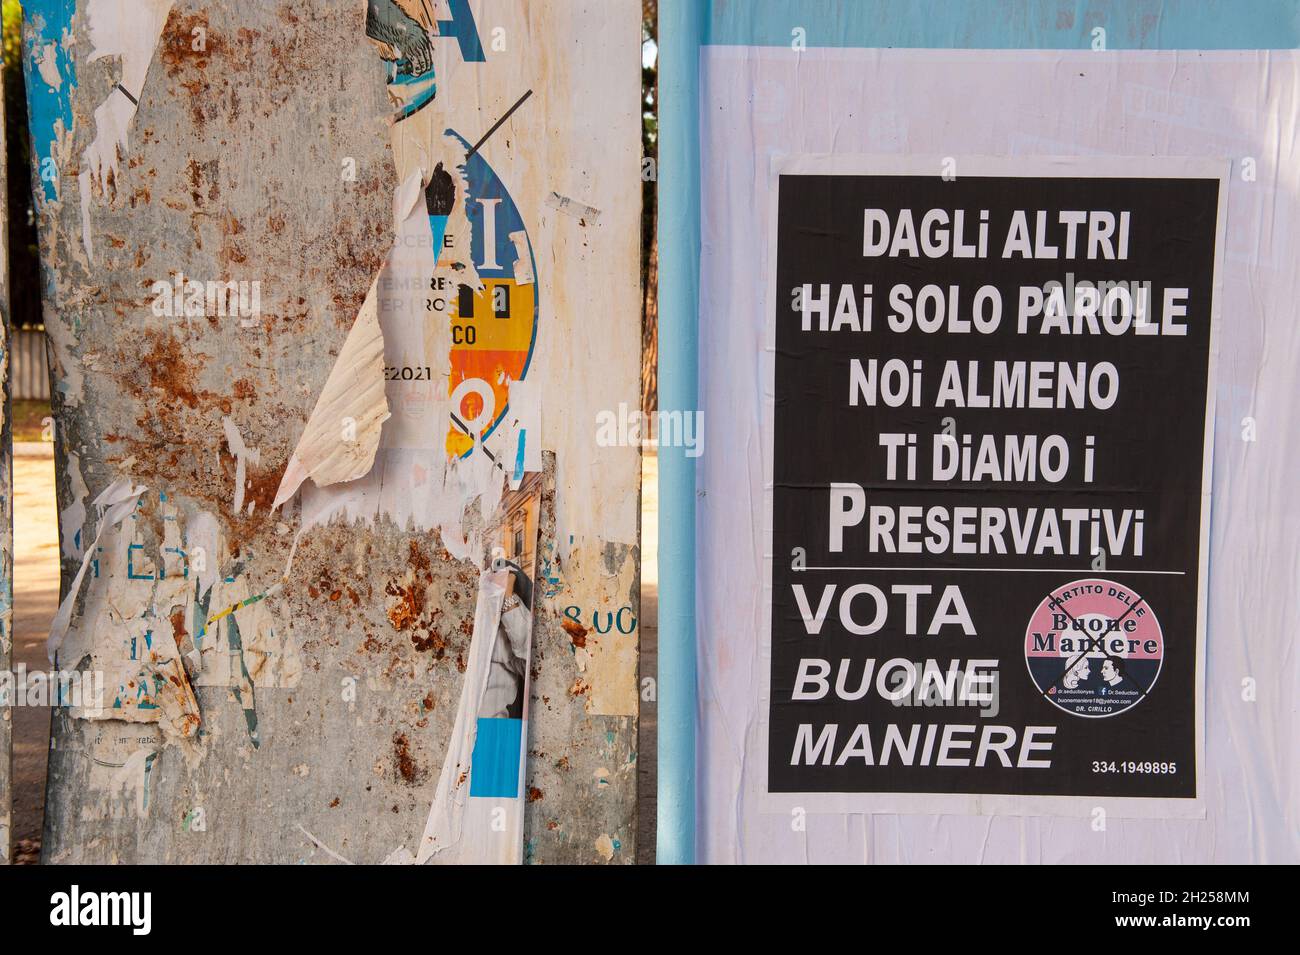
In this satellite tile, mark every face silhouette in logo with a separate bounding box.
[1062,654,1091,690]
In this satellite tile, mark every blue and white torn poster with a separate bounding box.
[683,1,1300,863]
[386,470,542,866]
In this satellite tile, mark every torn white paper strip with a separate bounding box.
[273,169,432,510]
[272,279,391,509]
[79,0,176,261]
[414,570,509,864]
[47,477,145,662]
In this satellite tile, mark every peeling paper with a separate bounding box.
[194,576,300,691]
[53,478,298,747]
[500,376,541,489]
[21,1,77,206]
[78,0,175,262]
[272,166,436,513]
[81,729,161,818]
[60,492,202,741]
[272,279,390,509]
[545,190,601,224]
[47,477,145,662]
[561,542,638,716]
[291,147,542,570]
[222,416,260,515]
[60,452,90,560]
[36,41,63,90]
[293,165,467,545]
[509,230,534,284]
[413,569,508,864]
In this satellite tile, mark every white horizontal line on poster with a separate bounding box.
[799,566,1186,575]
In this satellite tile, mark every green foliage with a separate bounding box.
[4,0,44,328]
[2,0,22,70]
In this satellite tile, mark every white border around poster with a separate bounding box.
[756,154,1227,820]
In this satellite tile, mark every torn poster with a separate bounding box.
[51,485,300,744]
[400,469,543,865]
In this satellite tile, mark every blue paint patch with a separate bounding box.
[705,0,1300,50]
[513,428,527,482]
[469,717,523,798]
[438,0,486,62]
[21,0,77,203]
[428,214,449,266]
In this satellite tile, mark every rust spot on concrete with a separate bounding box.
[231,378,257,402]
[186,158,220,207]
[384,579,421,631]
[392,731,425,785]
[160,10,219,77]
[135,329,213,410]
[410,625,446,656]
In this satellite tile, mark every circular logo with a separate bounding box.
[1024,579,1163,718]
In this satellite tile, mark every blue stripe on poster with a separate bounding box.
[705,0,1300,51]
[469,717,523,798]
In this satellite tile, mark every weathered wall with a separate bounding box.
[22,0,641,864]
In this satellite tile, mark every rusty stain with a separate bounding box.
[231,378,257,402]
[561,615,587,648]
[384,579,421,631]
[186,158,220,207]
[169,606,188,646]
[160,11,219,77]
[392,731,424,786]
[410,626,446,656]
[133,329,213,410]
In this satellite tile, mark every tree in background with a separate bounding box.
[642,0,657,419]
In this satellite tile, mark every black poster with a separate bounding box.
[768,162,1221,806]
